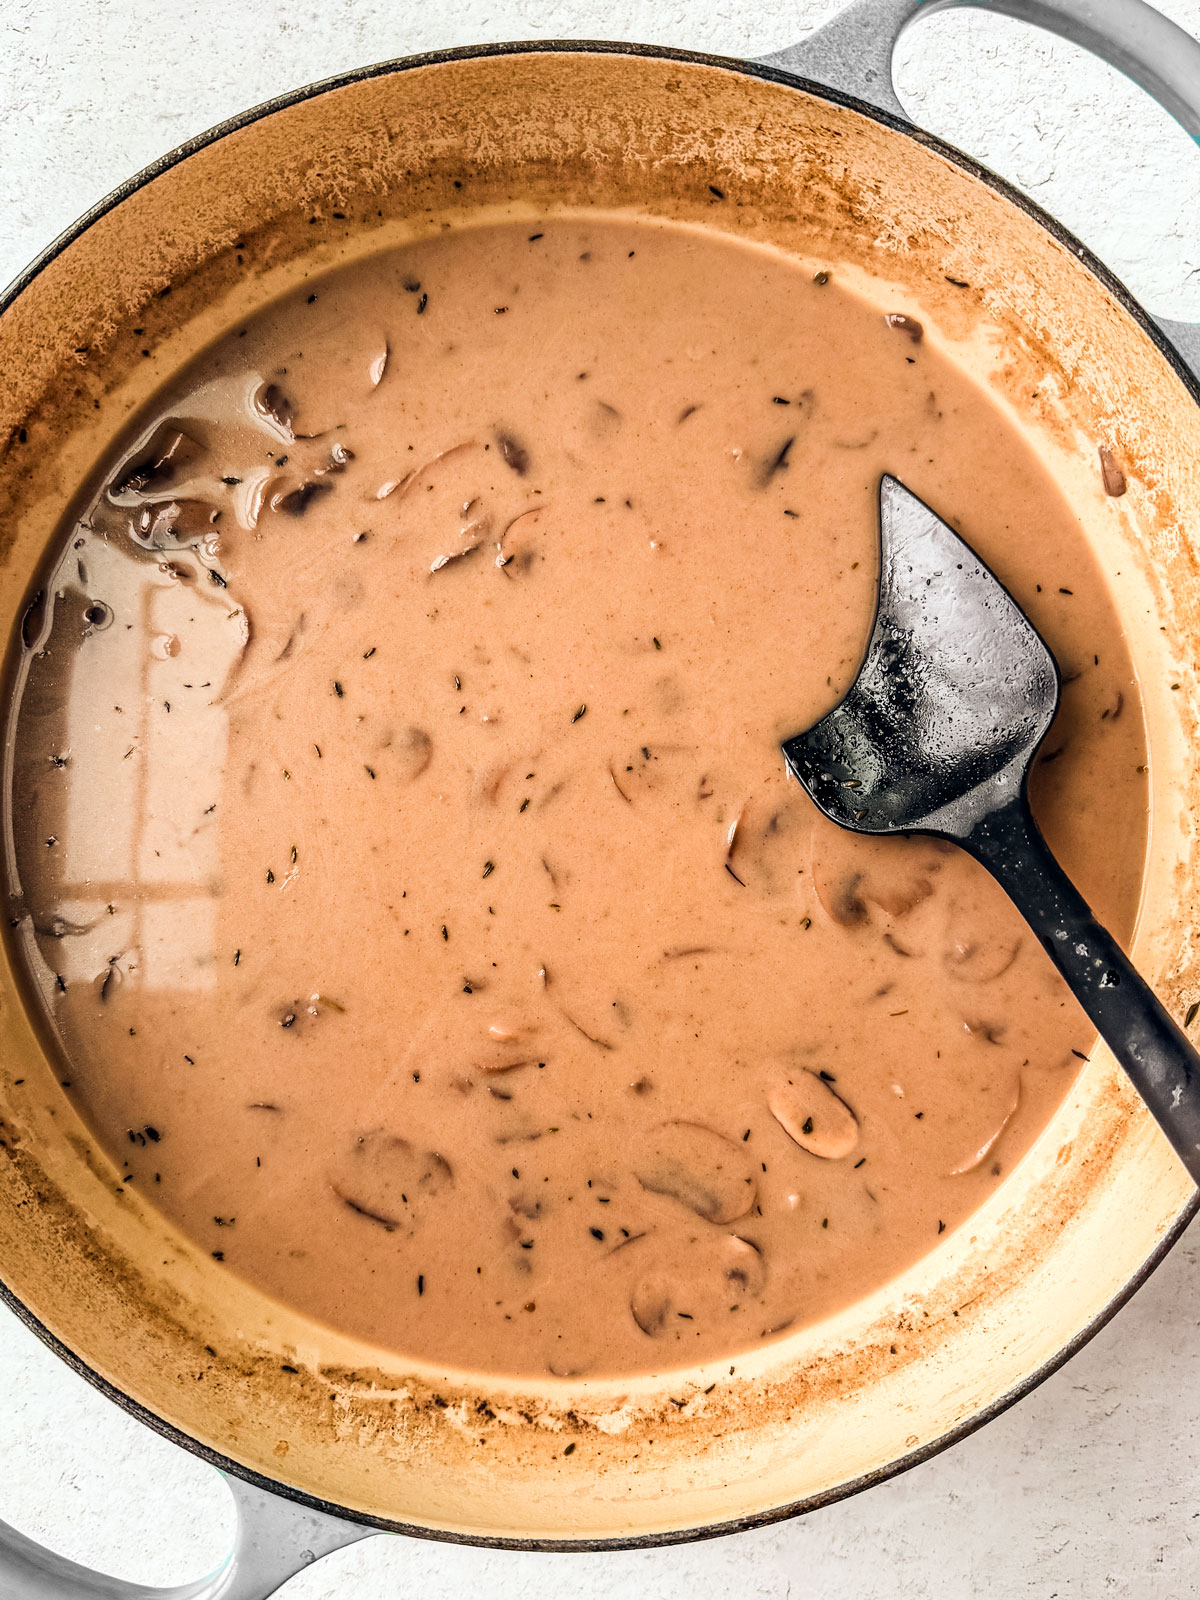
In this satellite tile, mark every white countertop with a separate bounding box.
[1,2,1199,1594]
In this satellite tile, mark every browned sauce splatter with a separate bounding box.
[1099,443,1128,497]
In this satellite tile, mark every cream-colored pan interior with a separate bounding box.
[0,48,1196,1543]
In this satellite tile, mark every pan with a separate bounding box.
[0,0,1198,1591]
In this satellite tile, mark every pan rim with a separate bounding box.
[1,34,1196,1554]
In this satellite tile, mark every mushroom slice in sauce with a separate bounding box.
[724,793,810,893]
[769,1071,859,1160]
[945,1076,1022,1176]
[809,817,948,929]
[130,499,221,553]
[942,884,1023,982]
[256,311,389,436]
[329,1130,453,1232]
[630,1274,674,1336]
[943,930,1023,984]
[109,426,206,502]
[722,1234,767,1296]
[632,1121,758,1222]
[392,726,433,783]
[630,1234,768,1336]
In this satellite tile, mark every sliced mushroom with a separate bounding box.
[508,1191,545,1221]
[254,315,389,435]
[374,439,537,574]
[810,818,947,930]
[313,442,355,477]
[630,1275,674,1336]
[943,930,1022,983]
[472,761,511,804]
[632,1121,757,1222]
[942,884,1023,982]
[329,1130,452,1232]
[495,431,530,475]
[393,726,433,783]
[368,345,390,388]
[495,505,548,572]
[272,480,334,518]
[769,1072,859,1160]
[629,1234,769,1337]
[109,426,205,501]
[722,1235,767,1296]
[130,499,220,553]
[430,512,491,573]
[947,1079,1021,1175]
[724,793,810,893]
[254,382,295,434]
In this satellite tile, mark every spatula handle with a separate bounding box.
[964,797,1200,1184]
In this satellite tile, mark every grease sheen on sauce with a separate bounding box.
[6,218,1147,1378]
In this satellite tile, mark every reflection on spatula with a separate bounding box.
[783,475,1200,1184]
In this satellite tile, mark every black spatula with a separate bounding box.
[783,474,1200,1184]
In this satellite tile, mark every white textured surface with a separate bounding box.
[2,2,1200,1594]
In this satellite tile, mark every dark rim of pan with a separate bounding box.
[1,37,1196,1554]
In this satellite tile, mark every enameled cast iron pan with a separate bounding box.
[1,0,1200,1591]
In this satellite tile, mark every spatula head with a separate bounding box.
[782,475,1060,840]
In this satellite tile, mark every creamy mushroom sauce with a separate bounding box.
[6,218,1147,1378]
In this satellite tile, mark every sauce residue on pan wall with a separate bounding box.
[5,218,1147,1378]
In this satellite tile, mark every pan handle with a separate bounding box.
[755,0,1200,383]
[0,1472,375,1599]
